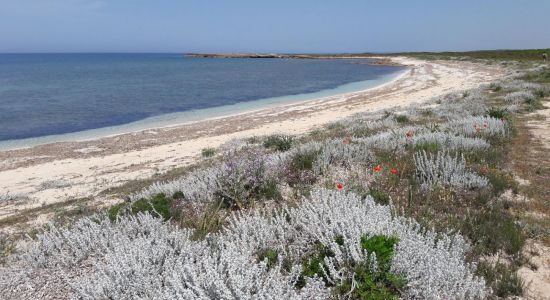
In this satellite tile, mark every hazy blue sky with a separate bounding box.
[1,0,549,53]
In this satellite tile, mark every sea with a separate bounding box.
[0,53,405,149]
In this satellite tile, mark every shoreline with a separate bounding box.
[0,69,407,151]
[185,53,404,66]
[0,57,506,219]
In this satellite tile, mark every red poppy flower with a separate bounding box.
[336,183,343,190]
[373,165,381,172]
[406,130,414,138]
[390,169,398,174]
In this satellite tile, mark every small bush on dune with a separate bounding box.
[216,148,278,208]
[130,193,172,220]
[368,188,391,205]
[3,189,488,299]
[414,150,489,189]
[201,147,216,157]
[487,169,519,195]
[263,134,293,152]
[504,91,535,104]
[334,235,405,300]
[395,115,409,124]
[476,262,523,298]
[443,116,508,137]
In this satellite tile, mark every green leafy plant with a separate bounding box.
[131,193,172,221]
[369,188,391,205]
[335,235,405,299]
[256,248,278,269]
[201,147,216,158]
[263,135,293,152]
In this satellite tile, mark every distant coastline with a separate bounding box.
[185,53,403,66]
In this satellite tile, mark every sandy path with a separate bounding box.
[0,58,504,219]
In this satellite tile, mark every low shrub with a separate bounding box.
[395,115,409,124]
[369,188,391,205]
[476,262,523,298]
[487,169,518,195]
[334,235,405,299]
[414,150,489,189]
[263,134,293,152]
[130,193,172,220]
[201,147,216,157]
[216,148,277,208]
[256,248,279,269]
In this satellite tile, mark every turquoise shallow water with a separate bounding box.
[0,53,404,148]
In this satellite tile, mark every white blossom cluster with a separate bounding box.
[2,189,487,299]
[414,150,489,189]
[504,91,535,104]
[442,116,508,137]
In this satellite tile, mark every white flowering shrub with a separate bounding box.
[353,126,427,152]
[352,126,488,153]
[340,115,399,136]
[412,132,490,151]
[2,190,488,299]
[224,189,487,299]
[37,179,72,191]
[130,166,220,202]
[215,148,278,207]
[414,150,489,189]
[0,192,29,206]
[313,139,374,175]
[430,89,488,119]
[504,91,535,104]
[502,80,541,91]
[443,116,508,137]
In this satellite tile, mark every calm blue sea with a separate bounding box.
[0,53,404,143]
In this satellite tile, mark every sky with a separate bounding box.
[1,0,549,53]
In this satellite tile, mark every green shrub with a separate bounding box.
[525,96,543,111]
[258,180,282,200]
[489,83,502,92]
[335,235,405,299]
[263,135,293,152]
[414,141,439,152]
[477,262,523,298]
[534,88,548,98]
[464,209,525,256]
[369,188,391,205]
[201,148,216,158]
[172,191,184,199]
[395,115,409,124]
[486,107,509,120]
[256,248,278,269]
[293,150,319,171]
[131,193,172,221]
[296,243,335,288]
[487,169,518,195]
[107,202,127,221]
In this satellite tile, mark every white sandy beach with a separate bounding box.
[0,57,505,221]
